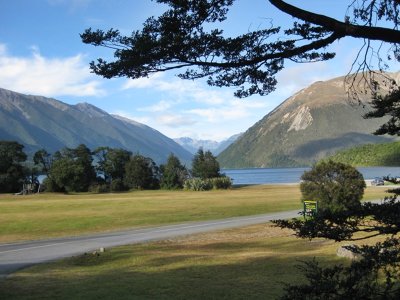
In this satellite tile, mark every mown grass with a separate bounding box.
[0,185,389,243]
[0,223,348,300]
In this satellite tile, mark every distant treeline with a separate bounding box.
[0,141,231,194]
[328,141,400,166]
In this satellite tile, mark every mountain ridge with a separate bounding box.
[0,87,193,164]
[218,73,399,168]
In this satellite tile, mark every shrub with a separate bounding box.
[300,160,366,213]
[42,177,64,193]
[88,183,109,193]
[184,178,213,191]
[210,176,232,189]
[184,177,232,191]
[110,178,126,192]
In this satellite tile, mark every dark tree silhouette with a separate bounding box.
[81,0,400,98]
[0,141,27,193]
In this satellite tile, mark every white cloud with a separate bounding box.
[123,72,275,138]
[0,44,104,97]
[138,100,173,112]
[230,98,271,109]
[157,114,197,127]
[123,74,227,105]
[187,107,248,122]
[111,110,151,125]
[122,73,164,89]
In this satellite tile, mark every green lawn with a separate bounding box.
[0,185,389,243]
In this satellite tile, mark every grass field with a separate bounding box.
[0,185,390,243]
[0,185,392,299]
[0,223,349,299]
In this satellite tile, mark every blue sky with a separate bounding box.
[0,0,388,141]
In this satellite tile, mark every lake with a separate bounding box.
[222,167,400,185]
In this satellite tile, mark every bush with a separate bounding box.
[42,177,64,193]
[184,177,232,191]
[110,178,126,192]
[210,176,232,189]
[300,160,366,213]
[88,183,109,193]
[184,178,213,191]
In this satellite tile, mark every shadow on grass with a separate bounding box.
[232,184,258,189]
[0,256,341,300]
[0,240,342,300]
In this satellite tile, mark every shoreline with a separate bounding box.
[234,180,399,187]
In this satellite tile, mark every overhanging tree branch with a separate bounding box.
[269,0,400,43]
[181,32,342,68]
[82,0,400,98]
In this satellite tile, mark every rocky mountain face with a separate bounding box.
[218,74,399,168]
[174,133,242,155]
[0,88,193,164]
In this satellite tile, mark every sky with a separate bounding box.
[0,0,393,141]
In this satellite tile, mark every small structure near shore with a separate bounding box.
[15,183,41,195]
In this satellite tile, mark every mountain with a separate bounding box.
[174,137,219,154]
[214,133,243,155]
[174,133,242,155]
[0,88,193,164]
[218,73,400,168]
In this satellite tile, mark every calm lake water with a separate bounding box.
[223,167,400,185]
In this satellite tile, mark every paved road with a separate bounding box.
[0,209,300,276]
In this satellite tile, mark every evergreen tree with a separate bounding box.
[73,144,96,189]
[192,148,220,179]
[124,154,160,190]
[160,153,188,189]
[0,141,27,193]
